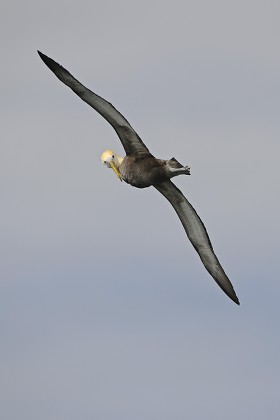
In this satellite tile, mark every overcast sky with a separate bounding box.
[1,1,280,419]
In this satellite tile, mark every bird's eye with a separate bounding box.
[112,155,114,158]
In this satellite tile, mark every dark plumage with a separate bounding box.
[119,155,190,188]
[38,51,240,305]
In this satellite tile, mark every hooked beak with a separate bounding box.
[109,161,122,181]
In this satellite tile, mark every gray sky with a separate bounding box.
[1,0,280,419]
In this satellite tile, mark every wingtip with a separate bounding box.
[37,50,46,61]
[230,293,240,305]
[217,274,240,305]
[37,50,61,73]
[234,297,240,306]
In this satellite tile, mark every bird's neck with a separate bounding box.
[115,154,123,168]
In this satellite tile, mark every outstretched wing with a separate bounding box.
[38,51,151,157]
[154,180,239,304]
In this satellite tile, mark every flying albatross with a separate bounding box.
[38,51,240,305]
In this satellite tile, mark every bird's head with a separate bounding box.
[101,149,123,181]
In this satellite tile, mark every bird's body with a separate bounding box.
[119,155,190,188]
[38,51,240,305]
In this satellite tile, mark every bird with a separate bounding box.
[38,50,239,305]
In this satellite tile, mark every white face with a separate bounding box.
[100,149,122,181]
[101,149,115,167]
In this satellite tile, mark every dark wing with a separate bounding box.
[38,51,151,157]
[154,180,239,305]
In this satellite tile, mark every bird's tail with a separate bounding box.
[168,158,191,175]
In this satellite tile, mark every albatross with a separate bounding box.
[38,51,240,305]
